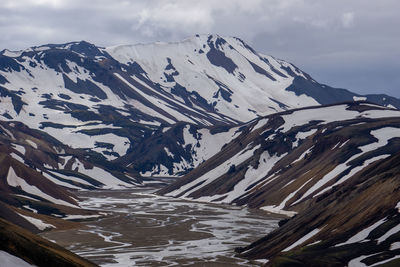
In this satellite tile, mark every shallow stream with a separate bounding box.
[42,189,280,266]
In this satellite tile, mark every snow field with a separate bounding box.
[0,251,36,267]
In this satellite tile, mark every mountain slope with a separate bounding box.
[158,102,400,265]
[0,35,399,164]
[159,102,400,205]
[0,119,135,231]
[237,151,400,266]
[0,218,98,267]
[116,122,242,177]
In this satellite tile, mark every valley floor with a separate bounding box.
[41,188,281,266]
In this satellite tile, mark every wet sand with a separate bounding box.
[42,189,280,266]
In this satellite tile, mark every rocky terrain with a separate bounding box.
[159,102,400,266]
[0,218,98,266]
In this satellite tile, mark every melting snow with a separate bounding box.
[12,144,26,155]
[79,167,133,189]
[167,144,260,198]
[0,124,15,139]
[282,228,321,252]
[163,147,174,158]
[25,139,38,149]
[280,105,400,133]
[292,146,313,164]
[335,218,387,246]
[318,154,391,195]
[7,167,78,208]
[63,214,102,220]
[347,255,370,267]
[23,205,38,213]
[260,205,297,217]
[41,172,84,190]
[377,223,400,244]
[222,151,285,204]
[294,129,317,147]
[10,153,24,163]
[280,105,358,133]
[370,255,400,266]
[359,127,400,153]
[297,127,400,200]
[251,118,269,132]
[391,242,400,250]
[18,213,55,231]
[353,96,367,101]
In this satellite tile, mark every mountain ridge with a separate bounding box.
[158,101,400,266]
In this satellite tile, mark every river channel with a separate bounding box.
[42,188,281,266]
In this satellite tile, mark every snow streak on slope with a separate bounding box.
[71,159,136,189]
[138,124,242,177]
[17,213,55,231]
[106,34,319,122]
[7,167,78,208]
[282,228,321,252]
[166,144,261,198]
[160,103,400,210]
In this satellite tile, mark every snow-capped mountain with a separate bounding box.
[0,34,399,163]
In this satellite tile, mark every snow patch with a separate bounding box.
[75,163,134,189]
[377,223,400,244]
[222,151,285,204]
[336,218,386,246]
[25,139,38,149]
[10,153,24,163]
[164,147,174,158]
[12,144,26,155]
[317,154,391,196]
[282,228,321,252]
[251,118,269,132]
[359,127,400,153]
[18,213,55,231]
[167,144,261,198]
[0,250,36,267]
[7,167,78,208]
[63,214,102,220]
[260,205,297,217]
[292,146,313,164]
[353,96,367,101]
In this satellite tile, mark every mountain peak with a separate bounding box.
[65,41,104,57]
[0,40,101,59]
[106,34,243,52]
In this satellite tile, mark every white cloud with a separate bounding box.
[132,2,214,37]
[3,0,67,9]
[341,12,355,28]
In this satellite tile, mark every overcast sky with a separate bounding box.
[1,0,399,97]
